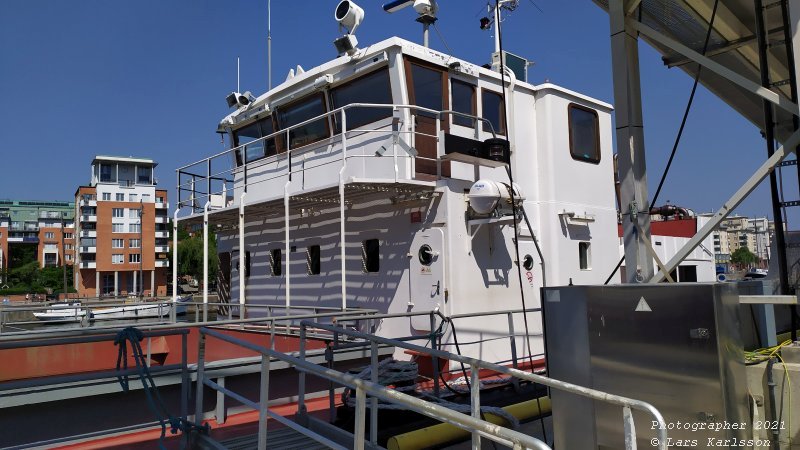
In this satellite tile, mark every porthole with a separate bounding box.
[418,244,435,266]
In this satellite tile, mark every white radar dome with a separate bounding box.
[468,179,523,215]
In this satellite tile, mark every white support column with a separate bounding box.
[339,111,348,311]
[150,270,155,297]
[284,182,291,310]
[239,192,247,319]
[173,208,180,302]
[610,0,653,282]
[203,201,211,322]
[96,271,100,298]
[133,270,137,295]
[114,271,119,297]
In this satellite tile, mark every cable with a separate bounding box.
[603,0,720,285]
[494,1,547,442]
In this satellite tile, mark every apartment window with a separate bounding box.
[116,193,124,201]
[44,232,55,239]
[129,223,141,233]
[275,94,329,150]
[142,194,151,203]
[129,209,141,219]
[481,89,506,135]
[65,244,73,250]
[129,239,141,248]
[270,249,282,276]
[362,239,380,273]
[44,243,57,250]
[129,254,141,263]
[156,196,164,203]
[112,208,124,218]
[112,254,123,264]
[138,166,152,184]
[307,245,321,275]
[64,233,73,239]
[329,68,392,132]
[129,194,137,202]
[451,79,476,127]
[102,193,111,201]
[579,242,591,270]
[66,254,72,261]
[112,239,124,248]
[568,103,601,164]
[112,223,124,233]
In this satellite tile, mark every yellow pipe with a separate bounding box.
[387,396,551,450]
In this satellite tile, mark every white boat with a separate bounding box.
[32,302,86,322]
[33,299,188,322]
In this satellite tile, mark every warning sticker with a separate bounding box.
[634,296,652,312]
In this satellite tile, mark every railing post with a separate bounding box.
[430,312,440,398]
[354,386,367,450]
[180,332,189,447]
[370,340,379,445]
[339,109,348,311]
[470,365,481,450]
[623,405,637,450]
[298,323,307,416]
[195,331,206,424]
[257,354,271,450]
[507,312,520,391]
[435,116,442,179]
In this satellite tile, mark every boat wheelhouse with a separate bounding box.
[176,35,619,363]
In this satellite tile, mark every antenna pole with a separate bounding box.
[493,3,501,54]
[268,0,272,90]
[237,56,240,93]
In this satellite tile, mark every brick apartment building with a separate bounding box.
[0,200,76,280]
[74,156,170,297]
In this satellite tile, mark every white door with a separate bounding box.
[409,228,446,330]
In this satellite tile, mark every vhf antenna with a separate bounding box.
[382,0,439,48]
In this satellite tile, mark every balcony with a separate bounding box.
[80,246,97,253]
[154,231,169,238]
[80,261,97,269]
[81,215,97,222]
[155,260,169,267]
[155,201,168,209]
[81,230,97,238]
[79,198,97,207]
[155,216,168,224]
[155,245,169,253]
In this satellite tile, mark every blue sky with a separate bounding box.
[0,1,790,226]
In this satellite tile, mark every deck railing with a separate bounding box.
[176,103,496,213]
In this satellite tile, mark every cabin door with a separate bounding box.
[409,228,446,331]
[405,59,449,178]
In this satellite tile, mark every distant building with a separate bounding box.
[711,215,773,269]
[0,200,76,277]
[74,156,170,297]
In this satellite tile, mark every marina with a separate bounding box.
[1,0,800,449]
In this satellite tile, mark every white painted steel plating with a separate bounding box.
[239,192,246,319]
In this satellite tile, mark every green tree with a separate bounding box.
[731,247,757,269]
[177,232,218,281]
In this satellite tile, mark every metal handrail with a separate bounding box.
[198,326,549,450]
[304,320,669,450]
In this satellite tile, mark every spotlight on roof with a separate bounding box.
[480,16,491,30]
[226,91,255,109]
[335,0,365,34]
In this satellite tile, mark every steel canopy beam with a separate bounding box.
[628,18,800,117]
[650,127,800,283]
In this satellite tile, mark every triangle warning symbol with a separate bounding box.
[634,296,652,312]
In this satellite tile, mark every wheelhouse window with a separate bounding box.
[329,68,393,133]
[481,89,506,135]
[568,103,601,164]
[233,117,277,166]
[451,79,476,127]
[408,63,444,117]
[275,94,329,150]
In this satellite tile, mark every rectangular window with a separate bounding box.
[307,245,321,275]
[64,233,73,239]
[112,208,124,218]
[138,166,152,184]
[129,223,141,233]
[44,243,57,250]
[481,89,506,135]
[233,118,277,165]
[362,239,380,273]
[568,103,601,164]
[129,209,141,218]
[142,194,151,203]
[129,254,141,263]
[112,239,124,248]
[112,254,123,264]
[275,94,329,150]
[451,79,476,127]
[329,68,392,133]
[408,63,444,116]
[116,193,124,201]
[112,223,124,233]
[678,265,698,282]
[65,244,73,250]
[100,165,113,182]
[156,196,164,203]
[66,254,72,261]
[579,242,591,270]
[44,232,55,239]
[129,194,137,202]
[102,192,111,201]
[129,239,141,248]
[270,248,282,276]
